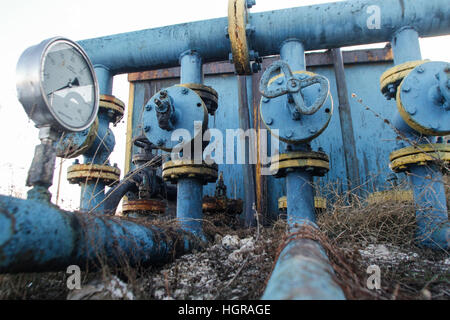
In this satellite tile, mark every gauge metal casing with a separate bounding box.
[16,37,99,132]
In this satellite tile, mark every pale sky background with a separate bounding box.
[0,0,448,210]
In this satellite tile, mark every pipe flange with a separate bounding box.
[367,190,413,205]
[270,151,329,178]
[132,153,155,165]
[260,70,333,144]
[122,199,166,214]
[100,95,125,125]
[396,61,450,136]
[56,117,99,158]
[143,86,208,152]
[278,196,327,211]
[227,0,260,75]
[162,160,218,185]
[389,143,450,173]
[178,83,219,115]
[380,60,428,99]
[67,163,121,186]
[202,196,243,213]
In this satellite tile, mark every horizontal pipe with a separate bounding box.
[262,237,346,300]
[78,0,450,75]
[0,195,204,273]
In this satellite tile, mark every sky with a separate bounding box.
[0,0,448,210]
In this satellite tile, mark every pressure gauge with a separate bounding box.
[16,37,99,132]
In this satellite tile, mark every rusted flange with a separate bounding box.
[202,196,243,213]
[228,0,252,75]
[270,151,329,178]
[67,163,121,186]
[367,190,413,205]
[379,60,428,99]
[278,195,327,211]
[389,143,450,173]
[162,160,218,184]
[178,83,219,115]
[100,94,125,125]
[122,199,166,214]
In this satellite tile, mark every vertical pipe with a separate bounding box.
[263,39,346,299]
[286,170,315,227]
[279,39,305,71]
[409,165,449,249]
[391,27,422,65]
[238,75,257,227]
[390,27,449,249]
[176,178,203,235]
[180,50,203,84]
[79,65,114,212]
[177,50,205,235]
[331,48,361,196]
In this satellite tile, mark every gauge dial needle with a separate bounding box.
[50,77,80,94]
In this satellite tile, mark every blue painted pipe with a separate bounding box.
[0,194,204,273]
[262,238,346,300]
[391,27,449,250]
[408,165,450,249]
[176,178,203,236]
[263,40,345,300]
[77,67,116,213]
[174,50,206,236]
[77,0,450,75]
[286,170,315,227]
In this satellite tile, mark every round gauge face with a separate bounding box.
[41,40,97,130]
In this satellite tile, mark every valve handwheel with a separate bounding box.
[259,60,333,144]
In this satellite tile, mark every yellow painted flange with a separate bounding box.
[379,60,428,94]
[314,197,327,210]
[228,0,251,75]
[178,83,218,114]
[278,196,327,211]
[57,117,99,159]
[122,199,166,214]
[100,94,125,125]
[67,163,121,186]
[162,160,218,184]
[270,151,329,178]
[389,143,450,173]
[367,190,413,205]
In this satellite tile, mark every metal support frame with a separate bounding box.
[389,28,449,250]
[331,48,361,196]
